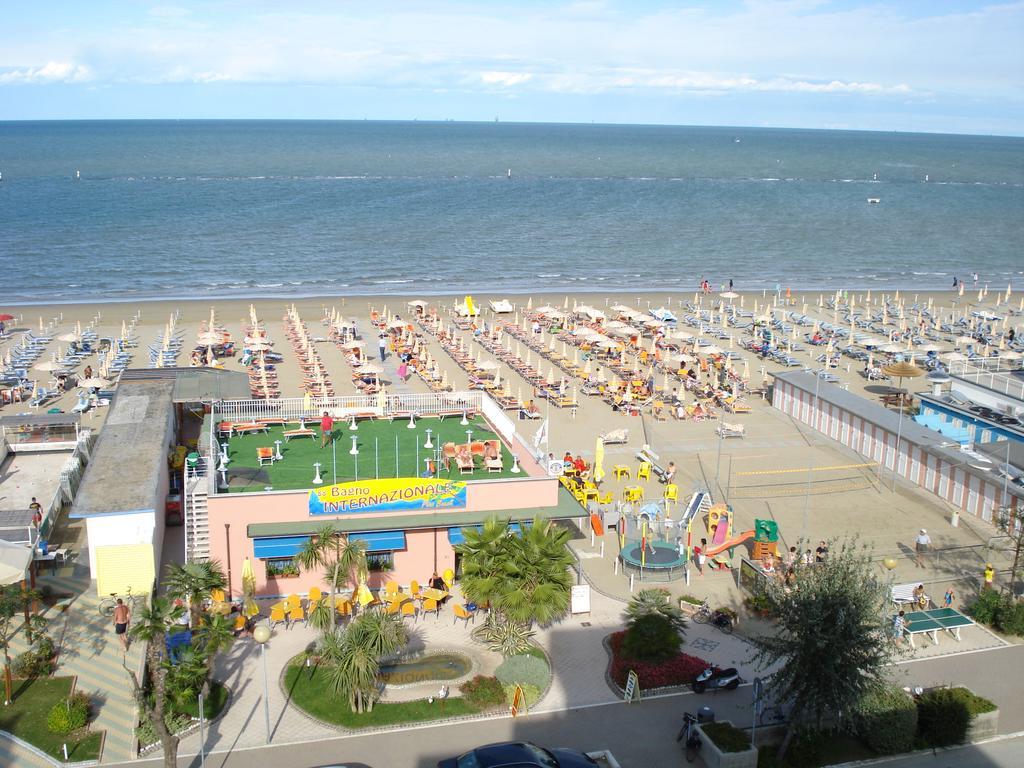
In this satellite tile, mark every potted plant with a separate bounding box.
[694,720,757,768]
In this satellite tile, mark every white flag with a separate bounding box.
[533,418,548,449]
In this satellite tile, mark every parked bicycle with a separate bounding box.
[676,711,703,763]
[98,586,139,617]
[692,599,735,633]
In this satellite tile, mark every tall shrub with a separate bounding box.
[852,686,917,755]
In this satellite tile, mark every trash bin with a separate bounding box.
[698,706,715,724]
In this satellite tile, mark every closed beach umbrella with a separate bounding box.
[593,437,605,483]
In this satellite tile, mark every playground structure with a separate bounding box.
[616,499,687,581]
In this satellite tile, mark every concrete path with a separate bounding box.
[6,559,146,764]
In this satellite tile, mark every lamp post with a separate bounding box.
[253,624,272,744]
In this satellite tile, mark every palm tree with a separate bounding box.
[163,560,227,630]
[194,612,235,660]
[466,517,573,627]
[317,612,407,714]
[125,597,185,768]
[165,647,209,708]
[625,588,688,635]
[296,525,367,628]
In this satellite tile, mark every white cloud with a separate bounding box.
[479,71,532,87]
[0,61,91,85]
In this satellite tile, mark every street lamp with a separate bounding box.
[253,624,272,744]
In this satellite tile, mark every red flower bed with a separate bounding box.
[608,631,709,690]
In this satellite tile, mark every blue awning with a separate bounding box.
[448,523,522,546]
[253,535,310,560]
[350,530,406,552]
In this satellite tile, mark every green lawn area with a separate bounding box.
[223,415,519,492]
[0,677,104,762]
[284,663,484,728]
[176,681,229,719]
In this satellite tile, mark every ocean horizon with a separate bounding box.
[1,120,1021,305]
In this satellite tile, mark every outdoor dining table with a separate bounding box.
[419,587,449,602]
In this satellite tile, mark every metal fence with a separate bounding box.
[212,391,485,422]
[949,359,1024,400]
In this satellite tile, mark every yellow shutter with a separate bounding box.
[95,544,155,597]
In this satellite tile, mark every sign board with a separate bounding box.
[570,584,591,615]
[624,670,641,703]
[308,477,466,516]
[511,684,525,717]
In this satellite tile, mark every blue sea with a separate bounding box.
[0,120,1021,304]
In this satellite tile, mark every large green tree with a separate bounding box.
[752,538,897,759]
[163,560,227,630]
[458,516,574,628]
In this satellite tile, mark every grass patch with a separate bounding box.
[175,682,229,720]
[285,663,484,728]
[224,415,517,492]
[518,645,547,662]
[0,677,104,762]
[701,721,751,752]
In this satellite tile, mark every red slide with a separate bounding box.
[704,530,755,558]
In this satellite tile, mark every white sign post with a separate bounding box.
[570,584,591,615]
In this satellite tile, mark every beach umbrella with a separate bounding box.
[34,360,63,372]
[241,558,259,617]
[547,367,556,386]
[597,367,607,383]
[57,331,81,343]
[77,377,110,389]
[720,291,739,301]
[441,371,449,388]
[882,361,924,402]
[527,297,533,310]
[583,359,592,375]
[477,360,499,371]
[702,345,723,355]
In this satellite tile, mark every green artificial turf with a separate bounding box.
[0,677,104,762]
[284,663,483,727]
[222,415,519,492]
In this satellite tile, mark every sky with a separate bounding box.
[1,1,1022,135]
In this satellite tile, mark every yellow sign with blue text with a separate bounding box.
[309,477,467,516]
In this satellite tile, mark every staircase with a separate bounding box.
[184,457,210,563]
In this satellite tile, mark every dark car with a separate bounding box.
[437,741,598,768]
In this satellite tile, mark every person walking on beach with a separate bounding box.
[320,411,334,448]
[914,528,931,568]
[112,598,131,652]
[377,332,387,362]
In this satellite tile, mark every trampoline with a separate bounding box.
[619,538,687,582]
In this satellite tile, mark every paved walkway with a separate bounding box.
[5,559,145,764]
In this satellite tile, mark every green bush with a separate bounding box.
[968,589,1005,626]
[916,688,972,747]
[621,613,682,662]
[853,685,917,755]
[12,645,56,678]
[996,599,1024,635]
[460,676,505,709]
[950,687,997,716]
[495,654,550,690]
[502,683,540,708]
[700,721,751,752]
[46,694,89,735]
[135,711,194,746]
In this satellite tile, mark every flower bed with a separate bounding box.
[608,631,708,690]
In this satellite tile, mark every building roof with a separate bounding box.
[0,413,81,429]
[119,367,251,402]
[70,379,175,518]
[976,440,1024,472]
[771,370,944,446]
[246,488,584,538]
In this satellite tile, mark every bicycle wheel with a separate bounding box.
[685,737,700,763]
[98,600,115,617]
[676,724,687,743]
[692,612,708,625]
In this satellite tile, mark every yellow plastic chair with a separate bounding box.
[336,599,353,618]
[409,580,421,599]
[664,483,679,504]
[637,462,652,482]
[453,604,475,626]
[288,606,305,626]
[401,601,418,621]
[442,568,455,588]
[421,598,439,619]
[385,580,399,597]
[269,606,286,629]
[597,491,614,505]
[286,593,301,610]
[624,486,644,503]
[385,601,401,615]
[308,586,322,602]
[210,588,226,603]
[613,464,630,480]
[232,614,246,632]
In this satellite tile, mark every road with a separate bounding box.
[106,644,1024,768]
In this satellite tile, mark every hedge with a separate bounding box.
[608,631,708,689]
[852,686,917,755]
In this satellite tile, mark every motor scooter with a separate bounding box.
[692,667,742,694]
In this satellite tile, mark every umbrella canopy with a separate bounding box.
[882,361,925,379]
[34,360,63,371]
[720,291,739,299]
[77,377,110,389]
[57,331,82,342]
[358,363,384,374]
[0,313,16,322]
[241,557,259,616]
[0,540,32,586]
[340,339,366,349]
[477,360,499,371]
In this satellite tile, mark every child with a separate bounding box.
[943,588,955,608]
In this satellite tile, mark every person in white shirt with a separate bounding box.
[914,528,931,568]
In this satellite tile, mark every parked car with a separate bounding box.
[438,741,598,768]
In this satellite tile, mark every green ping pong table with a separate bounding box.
[901,608,975,649]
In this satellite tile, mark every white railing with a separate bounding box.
[212,391,485,422]
[480,391,517,443]
[950,359,1024,401]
